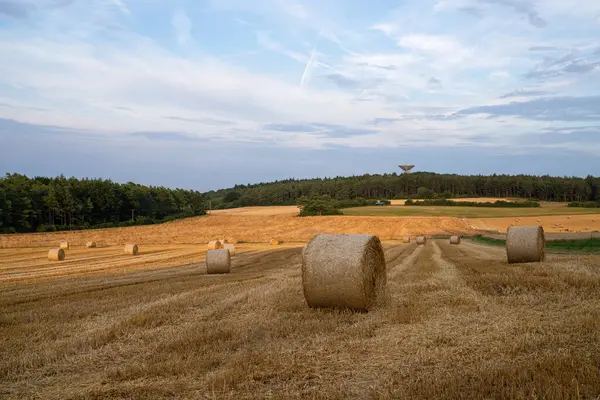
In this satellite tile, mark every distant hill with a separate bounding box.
[205,172,600,210]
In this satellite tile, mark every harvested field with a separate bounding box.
[1,239,599,399]
[470,214,600,233]
[0,215,475,248]
[343,205,600,218]
[210,206,300,216]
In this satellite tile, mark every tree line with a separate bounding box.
[3,171,599,233]
[208,172,600,208]
[0,173,206,233]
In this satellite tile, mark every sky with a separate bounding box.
[0,0,599,191]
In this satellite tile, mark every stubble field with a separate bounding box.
[1,238,599,399]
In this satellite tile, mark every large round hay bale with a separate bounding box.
[206,249,231,274]
[270,239,281,246]
[124,244,139,256]
[449,236,461,245]
[223,243,236,256]
[48,248,65,261]
[59,241,69,250]
[403,236,411,243]
[86,241,97,248]
[506,226,545,264]
[301,234,386,312]
[416,236,426,245]
[207,240,223,250]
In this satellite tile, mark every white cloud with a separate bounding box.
[397,34,471,64]
[255,31,306,63]
[0,0,599,156]
[109,0,130,14]
[172,9,192,46]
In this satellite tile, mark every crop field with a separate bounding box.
[0,215,476,248]
[1,238,600,399]
[342,204,600,218]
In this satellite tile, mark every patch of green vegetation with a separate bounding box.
[569,201,600,208]
[471,236,506,246]
[405,199,540,208]
[341,205,600,218]
[471,236,600,253]
[546,238,600,252]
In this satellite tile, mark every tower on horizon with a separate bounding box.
[399,164,415,174]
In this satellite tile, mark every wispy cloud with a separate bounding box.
[499,89,552,98]
[480,0,547,28]
[457,96,600,121]
[0,0,32,19]
[172,9,192,46]
[0,0,599,175]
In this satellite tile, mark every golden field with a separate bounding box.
[2,205,599,250]
[0,214,475,248]
[1,238,599,399]
[2,205,600,399]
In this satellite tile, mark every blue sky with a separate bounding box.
[1,0,599,190]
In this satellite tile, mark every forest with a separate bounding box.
[2,171,600,233]
[0,173,206,233]
[207,172,600,209]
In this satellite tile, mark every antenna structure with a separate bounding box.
[399,164,415,174]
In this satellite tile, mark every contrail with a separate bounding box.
[300,31,323,89]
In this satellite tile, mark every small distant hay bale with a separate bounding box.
[270,239,281,246]
[48,248,65,261]
[207,240,223,250]
[221,239,229,244]
[124,244,139,256]
[59,241,70,250]
[206,249,231,274]
[506,226,545,264]
[301,234,386,312]
[416,236,427,245]
[86,241,97,248]
[449,235,461,245]
[224,243,236,256]
[402,236,411,243]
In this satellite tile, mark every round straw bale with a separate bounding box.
[270,239,281,246]
[207,240,223,250]
[416,236,427,245]
[224,243,236,256]
[221,239,229,244]
[506,226,545,264]
[48,248,65,261]
[86,241,97,248]
[449,235,461,245]
[206,249,231,274]
[403,236,411,243]
[301,234,386,312]
[59,241,70,250]
[124,244,139,256]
